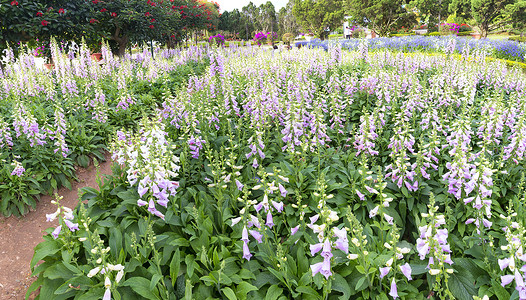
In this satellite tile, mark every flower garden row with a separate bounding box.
[296,36,526,63]
[0,40,209,217]
[1,38,525,299]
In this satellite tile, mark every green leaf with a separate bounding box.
[296,286,320,297]
[332,273,351,300]
[222,287,237,300]
[150,274,163,292]
[237,281,258,297]
[30,240,61,269]
[170,249,181,287]
[184,279,193,300]
[449,271,477,300]
[265,285,283,300]
[122,277,161,300]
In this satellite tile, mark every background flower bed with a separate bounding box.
[13,43,526,299]
[295,36,526,63]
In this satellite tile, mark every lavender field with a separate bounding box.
[1,39,526,299]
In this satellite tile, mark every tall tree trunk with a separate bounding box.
[112,26,128,57]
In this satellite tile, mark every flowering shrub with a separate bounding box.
[208,33,225,46]
[29,41,526,299]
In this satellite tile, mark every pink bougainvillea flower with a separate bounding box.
[41,20,49,26]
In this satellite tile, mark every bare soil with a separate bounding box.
[0,154,113,300]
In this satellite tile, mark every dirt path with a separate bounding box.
[0,154,113,300]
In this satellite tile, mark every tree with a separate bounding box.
[241,2,258,40]
[278,0,301,36]
[292,0,345,40]
[345,0,416,36]
[505,0,526,36]
[257,1,278,34]
[409,0,452,29]
[449,0,515,38]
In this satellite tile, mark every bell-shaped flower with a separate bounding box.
[380,266,391,278]
[249,230,263,243]
[400,263,412,280]
[310,243,323,256]
[266,211,274,228]
[241,226,249,243]
[51,225,62,239]
[242,241,252,261]
[389,278,398,299]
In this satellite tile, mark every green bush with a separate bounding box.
[282,33,294,45]
[509,36,526,43]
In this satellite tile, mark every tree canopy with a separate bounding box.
[346,0,416,36]
[293,0,345,39]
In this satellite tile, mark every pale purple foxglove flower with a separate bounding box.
[52,225,62,239]
[230,217,242,226]
[482,219,492,228]
[515,269,524,286]
[369,206,379,218]
[335,239,348,253]
[254,202,264,213]
[465,218,475,224]
[333,227,347,240]
[148,199,157,214]
[249,230,263,243]
[266,211,274,228]
[249,215,261,228]
[235,179,244,191]
[321,239,333,259]
[320,257,332,279]
[153,210,165,220]
[389,278,398,299]
[400,263,412,280]
[310,243,323,256]
[271,201,284,213]
[242,226,249,243]
[291,225,300,236]
[278,184,287,197]
[137,199,148,207]
[310,214,319,224]
[62,208,74,220]
[384,214,394,225]
[380,266,391,278]
[103,288,111,300]
[46,208,60,222]
[138,185,148,197]
[310,261,323,277]
[252,158,258,168]
[242,241,252,261]
[64,220,79,232]
[501,274,514,286]
[356,190,365,201]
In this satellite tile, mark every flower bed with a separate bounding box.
[25,44,526,299]
[0,41,209,217]
[296,36,526,62]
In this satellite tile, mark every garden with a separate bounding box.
[0,33,525,300]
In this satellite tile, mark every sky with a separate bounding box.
[216,0,288,12]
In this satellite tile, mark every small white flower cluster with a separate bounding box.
[87,261,125,300]
[112,118,180,220]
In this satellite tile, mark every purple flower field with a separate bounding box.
[1,40,526,299]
